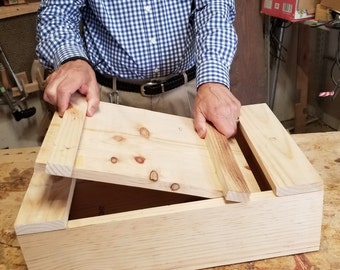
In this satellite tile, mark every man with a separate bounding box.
[36,0,240,139]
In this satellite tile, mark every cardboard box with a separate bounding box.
[315,4,332,21]
[261,0,320,21]
[14,102,324,269]
[320,0,340,11]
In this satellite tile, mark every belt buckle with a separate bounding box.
[140,81,164,97]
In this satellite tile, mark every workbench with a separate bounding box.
[1,131,339,269]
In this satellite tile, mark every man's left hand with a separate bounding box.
[193,82,241,139]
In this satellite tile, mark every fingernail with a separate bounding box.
[197,128,205,138]
[88,106,95,116]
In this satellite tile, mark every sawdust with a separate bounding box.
[0,168,33,200]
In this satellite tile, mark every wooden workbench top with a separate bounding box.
[1,131,339,269]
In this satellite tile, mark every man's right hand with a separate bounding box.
[43,59,100,117]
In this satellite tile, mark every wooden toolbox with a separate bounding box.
[14,96,323,269]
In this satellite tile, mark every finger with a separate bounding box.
[43,89,56,106]
[193,110,207,139]
[57,89,72,117]
[212,116,238,138]
[43,74,58,105]
[85,87,100,116]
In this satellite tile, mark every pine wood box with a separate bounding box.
[14,99,323,270]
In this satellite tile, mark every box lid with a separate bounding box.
[37,94,323,202]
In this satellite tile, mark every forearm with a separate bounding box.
[195,0,238,88]
[36,0,87,70]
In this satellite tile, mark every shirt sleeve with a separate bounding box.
[194,0,238,88]
[36,0,89,70]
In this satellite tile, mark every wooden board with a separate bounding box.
[205,125,260,202]
[45,93,87,177]
[14,172,75,235]
[16,189,323,269]
[3,132,338,269]
[38,101,224,199]
[240,104,323,196]
[37,100,323,200]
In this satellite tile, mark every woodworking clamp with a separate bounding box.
[0,45,36,121]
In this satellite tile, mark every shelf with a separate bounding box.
[0,2,40,20]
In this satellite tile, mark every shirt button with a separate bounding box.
[150,37,157,44]
[144,5,151,13]
[154,68,160,74]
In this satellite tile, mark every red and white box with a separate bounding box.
[261,0,319,22]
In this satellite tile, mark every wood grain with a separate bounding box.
[41,101,323,199]
[205,125,260,202]
[14,172,75,235]
[17,190,323,270]
[40,101,223,198]
[239,103,323,196]
[3,131,338,269]
[45,93,87,177]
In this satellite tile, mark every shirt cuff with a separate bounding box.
[53,45,89,69]
[196,60,230,89]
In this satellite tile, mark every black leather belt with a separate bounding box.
[96,66,196,96]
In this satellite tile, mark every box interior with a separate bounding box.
[69,130,272,220]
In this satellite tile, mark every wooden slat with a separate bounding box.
[41,101,323,199]
[45,93,87,177]
[40,102,223,199]
[205,125,260,202]
[239,103,323,196]
[14,171,76,235]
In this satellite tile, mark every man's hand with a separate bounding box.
[193,82,241,139]
[43,59,100,117]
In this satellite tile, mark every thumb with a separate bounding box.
[80,81,100,117]
[194,111,207,139]
[86,91,100,116]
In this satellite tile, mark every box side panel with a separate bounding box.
[14,172,76,235]
[17,191,323,270]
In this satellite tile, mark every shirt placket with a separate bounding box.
[142,1,160,78]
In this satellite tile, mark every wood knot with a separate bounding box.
[149,170,158,182]
[110,156,118,164]
[134,156,146,164]
[139,127,150,139]
[113,135,125,142]
[170,183,180,191]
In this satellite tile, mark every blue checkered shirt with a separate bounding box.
[36,0,238,88]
